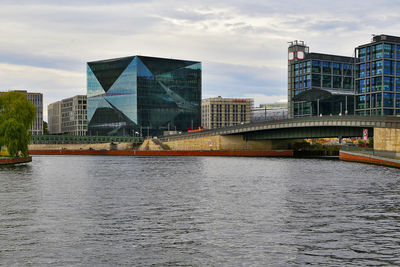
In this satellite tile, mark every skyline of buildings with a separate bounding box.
[4,33,400,136]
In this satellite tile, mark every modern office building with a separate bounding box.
[288,41,355,118]
[87,56,201,136]
[48,95,87,136]
[355,34,400,116]
[201,97,253,129]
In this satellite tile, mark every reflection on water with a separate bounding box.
[0,156,399,265]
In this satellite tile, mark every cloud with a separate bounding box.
[0,0,400,120]
[0,63,85,120]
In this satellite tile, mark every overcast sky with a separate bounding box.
[0,0,399,119]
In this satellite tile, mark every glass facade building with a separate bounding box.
[355,35,400,116]
[87,56,201,136]
[288,41,355,118]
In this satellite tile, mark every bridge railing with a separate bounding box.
[340,146,399,160]
[160,115,400,142]
[31,135,144,145]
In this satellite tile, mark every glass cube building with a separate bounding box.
[355,34,400,116]
[288,41,355,118]
[87,56,201,136]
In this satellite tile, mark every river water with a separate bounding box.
[0,156,399,266]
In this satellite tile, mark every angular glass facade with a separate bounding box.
[355,35,400,116]
[87,56,201,136]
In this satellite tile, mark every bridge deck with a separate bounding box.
[160,116,400,141]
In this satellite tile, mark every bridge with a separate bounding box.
[159,116,400,154]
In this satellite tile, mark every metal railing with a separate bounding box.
[31,135,144,145]
[340,146,399,160]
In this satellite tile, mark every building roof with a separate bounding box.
[307,53,355,63]
[293,88,354,102]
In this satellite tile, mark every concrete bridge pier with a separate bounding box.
[163,134,297,151]
[374,128,400,157]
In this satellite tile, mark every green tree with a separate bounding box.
[43,121,49,135]
[0,91,36,157]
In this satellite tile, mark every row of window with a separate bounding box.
[208,113,247,122]
[356,93,400,109]
[356,76,400,92]
[357,60,400,77]
[358,43,400,62]
[293,75,352,89]
[293,61,353,76]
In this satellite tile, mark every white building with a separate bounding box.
[48,95,87,136]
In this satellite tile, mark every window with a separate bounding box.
[333,76,341,88]
[359,79,366,93]
[397,78,400,92]
[357,95,365,109]
[312,60,320,73]
[322,75,331,88]
[343,77,352,89]
[343,64,352,76]
[384,109,394,115]
[397,45,400,60]
[372,44,383,59]
[359,47,366,62]
[384,43,394,58]
[359,63,366,78]
[371,76,382,92]
[384,76,394,91]
[383,92,394,107]
[312,74,321,87]
[384,60,395,75]
[322,62,331,74]
[333,62,341,75]
[396,94,400,108]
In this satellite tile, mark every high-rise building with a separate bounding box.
[201,97,253,129]
[355,34,400,116]
[87,56,201,137]
[288,41,355,118]
[48,95,87,136]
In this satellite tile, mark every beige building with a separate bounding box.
[48,101,62,134]
[48,95,87,136]
[202,97,253,129]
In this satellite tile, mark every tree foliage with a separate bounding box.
[0,91,36,157]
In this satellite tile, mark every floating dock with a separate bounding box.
[340,150,400,168]
[0,156,32,165]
